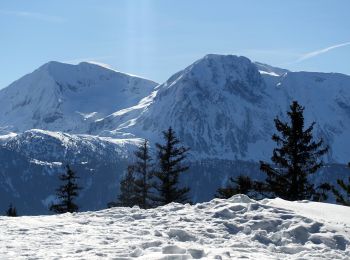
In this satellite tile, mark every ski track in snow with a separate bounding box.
[0,195,349,259]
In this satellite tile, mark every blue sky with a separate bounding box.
[0,0,349,88]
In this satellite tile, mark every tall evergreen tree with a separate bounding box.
[331,162,350,206]
[260,101,328,201]
[116,165,139,207]
[153,127,190,205]
[50,165,81,214]
[6,204,17,217]
[133,139,154,209]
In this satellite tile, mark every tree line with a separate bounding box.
[4,100,350,216]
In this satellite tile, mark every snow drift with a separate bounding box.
[1,195,349,259]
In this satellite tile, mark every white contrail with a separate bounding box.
[296,42,350,63]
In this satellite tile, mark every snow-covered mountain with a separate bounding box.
[1,195,349,259]
[0,61,157,133]
[2,55,349,162]
[92,54,350,162]
[1,54,350,214]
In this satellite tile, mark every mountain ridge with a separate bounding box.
[1,54,350,214]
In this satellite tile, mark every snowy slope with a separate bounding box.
[0,129,142,214]
[93,54,350,162]
[262,70,350,163]
[264,198,350,236]
[3,129,140,162]
[0,195,349,259]
[0,61,157,133]
[93,55,276,160]
[255,61,289,77]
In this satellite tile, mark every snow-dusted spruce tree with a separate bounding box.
[115,166,139,207]
[6,204,17,217]
[132,140,154,209]
[215,175,254,199]
[153,127,191,205]
[331,163,350,206]
[50,165,81,214]
[260,101,328,201]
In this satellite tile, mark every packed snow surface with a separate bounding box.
[1,195,349,259]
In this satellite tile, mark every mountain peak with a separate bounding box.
[165,54,265,94]
[38,60,73,72]
[36,60,157,85]
[196,54,252,67]
[36,60,113,81]
[0,60,158,133]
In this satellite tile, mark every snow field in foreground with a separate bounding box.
[0,194,349,259]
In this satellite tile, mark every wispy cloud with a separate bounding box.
[296,42,350,63]
[0,10,65,23]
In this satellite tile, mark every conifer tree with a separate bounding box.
[313,183,332,202]
[133,140,154,209]
[116,166,138,207]
[331,162,350,206]
[6,204,17,217]
[260,101,328,201]
[215,175,254,199]
[50,165,81,214]
[153,127,190,205]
